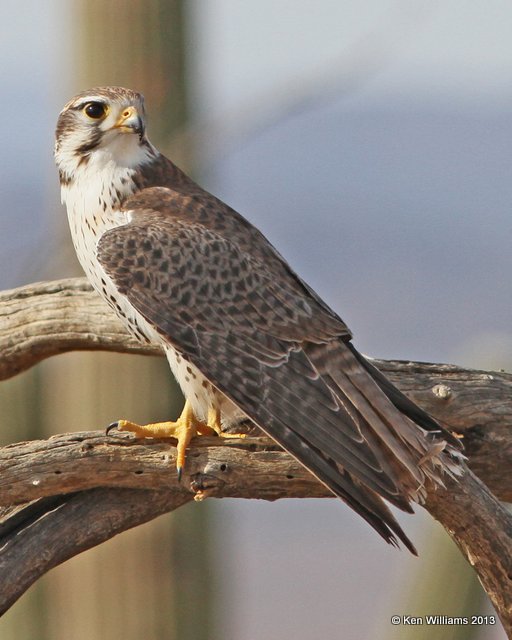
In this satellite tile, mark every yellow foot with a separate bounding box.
[107,400,208,480]
[207,407,247,440]
[106,402,247,480]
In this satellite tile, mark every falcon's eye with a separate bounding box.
[83,102,107,119]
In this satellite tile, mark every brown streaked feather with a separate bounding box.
[96,188,461,552]
[124,185,353,336]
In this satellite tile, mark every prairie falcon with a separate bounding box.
[55,86,462,553]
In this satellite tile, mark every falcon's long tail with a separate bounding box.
[292,340,464,553]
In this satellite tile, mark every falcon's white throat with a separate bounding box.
[56,123,158,343]
[57,128,154,189]
[58,140,150,275]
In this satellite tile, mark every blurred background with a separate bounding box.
[0,1,511,638]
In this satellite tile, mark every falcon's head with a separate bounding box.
[55,86,154,185]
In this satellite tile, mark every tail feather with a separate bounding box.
[254,405,418,554]
[304,340,463,505]
[347,345,461,447]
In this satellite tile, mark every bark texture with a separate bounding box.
[1,278,511,633]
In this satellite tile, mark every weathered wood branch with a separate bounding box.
[0,432,328,506]
[0,278,160,380]
[1,278,512,633]
[0,488,191,615]
[3,279,511,497]
[1,434,511,629]
[425,473,512,627]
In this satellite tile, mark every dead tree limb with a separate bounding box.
[0,278,160,380]
[0,434,511,628]
[1,278,512,633]
[2,279,511,496]
[0,488,191,615]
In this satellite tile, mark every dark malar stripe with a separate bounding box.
[76,129,102,156]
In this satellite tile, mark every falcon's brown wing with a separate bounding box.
[97,188,456,553]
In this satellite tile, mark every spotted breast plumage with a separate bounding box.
[55,86,463,553]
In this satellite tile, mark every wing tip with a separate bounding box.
[387,526,418,556]
[359,501,418,556]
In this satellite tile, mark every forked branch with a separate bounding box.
[0,279,511,633]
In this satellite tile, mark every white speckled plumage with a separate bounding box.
[59,130,160,345]
[55,87,240,424]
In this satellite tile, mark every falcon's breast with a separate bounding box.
[59,120,244,425]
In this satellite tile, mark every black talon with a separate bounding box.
[106,421,119,435]
[177,466,183,483]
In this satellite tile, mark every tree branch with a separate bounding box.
[0,488,191,615]
[1,278,512,633]
[0,278,159,380]
[425,473,512,627]
[3,279,511,497]
[1,434,512,629]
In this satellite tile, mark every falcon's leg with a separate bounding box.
[207,407,247,439]
[109,400,210,478]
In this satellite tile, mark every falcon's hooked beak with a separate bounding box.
[114,106,145,140]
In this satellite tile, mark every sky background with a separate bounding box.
[0,1,511,638]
